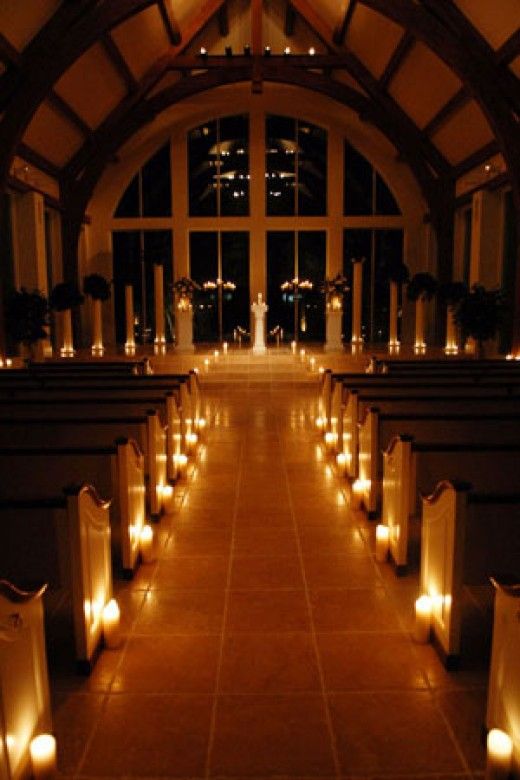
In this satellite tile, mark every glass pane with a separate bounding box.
[220,115,249,217]
[343,229,372,341]
[344,142,373,216]
[190,232,218,342]
[142,143,172,217]
[114,173,139,218]
[143,231,173,342]
[112,230,142,344]
[266,115,296,216]
[374,230,403,343]
[222,232,250,339]
[189,120,218,216]
[267,231,296,338]
[298,122,327,216]
[375,173,401,215]
[298,231,326,341]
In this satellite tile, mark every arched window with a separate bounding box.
[188,115,249,217]
[344,141,401,216]
[114,142,172,218]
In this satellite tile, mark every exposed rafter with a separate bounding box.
[453,141,500,179]
[251,0,263,54]
[101,33,138,92]
[157,0,182,46]
[284,4,296,37]
[379,31,414,90]
[17,143,61,179]
[288,0,449,176]
[333,1,357,46]
[496,29,520,66]
[422,87,469,138]
[47,91,91,137]
[0,32,21,66]
[218,4,229,37]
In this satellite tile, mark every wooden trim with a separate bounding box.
[48,91,91,136]
[379,31,414,90]
[421,479,471,505]
[17,143,61,179]
[158,0,182,46]
[101,33,138,92]
[333,0,357,46]
[453,141,500,179]
[0,579,47,603]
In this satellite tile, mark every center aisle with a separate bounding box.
[53,353,487,780]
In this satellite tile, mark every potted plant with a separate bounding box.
[454,284,504,358]
[83,273,111,356]
[5,287,49,360]
[407,272,438,353]
[384,260,409,349]
[49,281,84,357]
[438,281,468,355]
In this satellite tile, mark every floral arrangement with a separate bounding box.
[83,273,111,301]
[172,277,200,301]
[321,274,350,302]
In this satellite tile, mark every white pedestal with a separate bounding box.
[176,306,194,352]
[251,296,268,355]
[325,308,343,351]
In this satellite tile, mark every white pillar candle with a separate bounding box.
[324,431,336,450]
[336,452,347,476]
[102,599,121,649]
[214,349,219,359]
[485,729,513,780]
[204,358,210,371]
[139,525,156,564]
[413,595,432,643]
[309,357,316,371]
[175,453,188,477]
[291,340,296,354]
[375,524,389,563]
[300,348,306,361]
[30,734,57,780]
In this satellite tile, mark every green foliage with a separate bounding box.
[49,281,84,311]
[407,272,438,301]
[6,288,48,345]
[454,284,504,345]
[83,273,111,301]
[438,281,468,305]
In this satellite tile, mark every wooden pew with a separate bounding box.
[0,484,113,672]
[0,580,51,780]
[487,576,520,773]
[358,410,520,515]
[381,437,520,573]
[420,482,520,666]
[0,440,145,575]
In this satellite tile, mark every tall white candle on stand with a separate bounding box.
[413,595,432,643]
[30,734,57,780]
[485,729,513,780]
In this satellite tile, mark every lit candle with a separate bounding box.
[139,524,156,564]
[336,452,347,476]
[413,595,432,643]
[223,341,228,353]
[309,357,316,370]
[300,348,306,361]
[485,728,513,780]
[291,340,296,354]
[175,453,188,477]
[375,524,389,563]
[5,358,12,367]
[30,734,57,780]
[315,417,325,430]
[102,599,121,649]
[214,349,219,359]
[204,358,210,371]
[324,431,335,450]
[186,432,198,451]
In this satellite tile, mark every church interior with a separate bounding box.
[0,1,520,778]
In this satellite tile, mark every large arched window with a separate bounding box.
[344,142,401,216]
[114,142,171,218]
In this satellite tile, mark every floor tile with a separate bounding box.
[310,588,401,632]
[230,555,304,589]
[135,590,225,634]
[226,590,311,632]
[152,556,229,590]
[233,527,299,557]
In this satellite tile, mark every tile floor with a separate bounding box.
[50,351,489,779]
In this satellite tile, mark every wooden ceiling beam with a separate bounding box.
[47,91,91,137]
[333,1,357,46]
[284,4,296,37]
[101,33,138,92]
[289,0,449,175]
[453,141,500,179]
[422,87,469,137]
[0,33,21,66]
[379,31,414,90]
[218,4,229,37]
[157,0,182,46]
[251,0,263,55]
[496,29,520,65]
[17,143,61,179]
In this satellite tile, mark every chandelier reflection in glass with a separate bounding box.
[280,277,313,343]
[203,277,236,343]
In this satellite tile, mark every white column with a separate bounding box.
[414,296,426,354]
[176,304,194,352]
[91,298,104,355]
[444,304,458,355]
[388,280,400,352]
[154,264,165,354]
[351,258,364,350]
[125,285,135,355]
[470,190,502,288]
[60,308,74,357]
[325,301,343,351]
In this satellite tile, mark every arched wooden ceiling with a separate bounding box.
[0,0,518,273]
